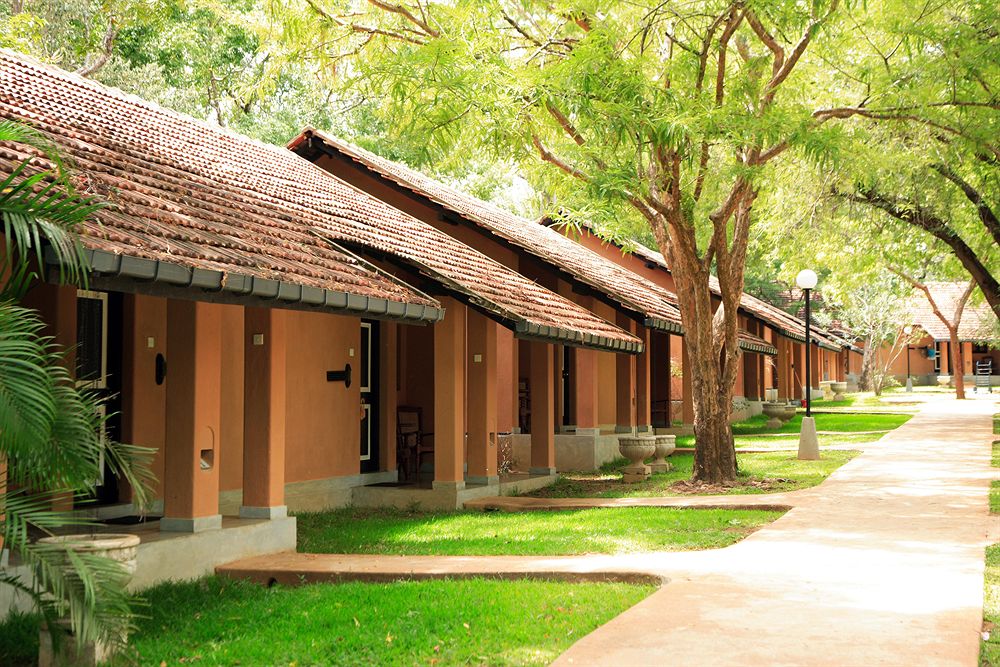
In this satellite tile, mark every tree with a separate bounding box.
[835,278,914,396]
[892,272,977,399]
[818,0,999,316]
[0,120,154,653]
[257,0,848,483]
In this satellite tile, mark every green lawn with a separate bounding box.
[529,450,857,499]
[296,505,781,555]
[984,431,1000,663]
[734,411,911,435]
[5,576,641,666]
[811,387,953,413]
[984,546,1000,665]
[672,412,910,449]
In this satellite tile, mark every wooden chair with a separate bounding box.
[397,406,433,481]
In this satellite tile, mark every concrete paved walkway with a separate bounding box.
[219,397,998,666]
[555,396,997,667]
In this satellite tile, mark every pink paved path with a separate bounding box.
[219,397,998,665]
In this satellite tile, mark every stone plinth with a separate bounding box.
[649,435,676,473]
[619,436,655,483]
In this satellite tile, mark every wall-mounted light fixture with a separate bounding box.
[327,363,352,388]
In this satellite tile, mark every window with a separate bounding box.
[76,290,108,388]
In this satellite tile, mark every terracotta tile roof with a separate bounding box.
[0,51,638,351]
[738,329,778,356]
[907,282,998,342]
[0,51,440,320]
[602,234,844,351]
[292,129,684,333]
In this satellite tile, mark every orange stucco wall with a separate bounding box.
[283,309,363,483]
[122,294,167,497]
[30,279,383,511]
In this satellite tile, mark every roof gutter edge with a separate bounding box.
[53,248,444,324]
[643,317,684,335]
[514,320,643,355]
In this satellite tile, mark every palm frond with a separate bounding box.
[0,120,66,173]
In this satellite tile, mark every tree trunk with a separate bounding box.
[859,337,877,392]
[950,332,966,399]
[651,209,743,485]
[691,379,737,484]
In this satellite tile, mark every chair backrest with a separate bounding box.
[398,406,421,434]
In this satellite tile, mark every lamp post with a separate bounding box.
[903,325,913,392]
[796,269,819,460]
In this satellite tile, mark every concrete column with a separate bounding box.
[240,307,287,520]
[615,316,638,433]
[51,288,77,511]
[940,342,950,375]
[510,337,521,434]
[963,342,973,376]
[735,349,746,395]
[466,310,498,485]
[379,321,398,475]
[682,340,694,425]
[529,341,556,475]
[744,353,761,400]
[162,300,222,533]
[433,297,466,490]
[811,344,821,388]
[120,294,168,502]
[496,326,515,433]
[572,347,599,435]
[635,327,652,432]
[553,344,564,431]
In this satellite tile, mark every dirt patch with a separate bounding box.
[669,478,794,495]
[525,473,796,499]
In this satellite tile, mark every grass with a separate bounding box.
[983,427,1000,664]
[57,576,646,666]
[529,450,857,499]
[986,547,1000,665]
[811,386,955,413]
[672,412,911,450]
[296,505,782,555]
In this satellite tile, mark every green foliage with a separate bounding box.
[295,505,779,555]
[0,611,41,667]
[0,121,155,653]
[746,0,999,304]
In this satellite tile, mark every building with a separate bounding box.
[0,51,640,590]
[889,282,999,387]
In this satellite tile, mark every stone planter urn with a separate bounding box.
[618,435,656,483]
[779,404,798,423]
[761,402,786,429]
[649,435,676,473]
[819,380,834,400]
[937,375,951,387]
[37,533,141,667]
[830,381,848,401]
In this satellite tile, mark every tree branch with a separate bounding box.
[930,163,1000,248]
[762,0,840,105]
[75,20,116,78]
[545,103,586,147]
[813,106,1000,160]
[839,187,1000,318]
[306,0,427,45]
[366,0,439,37]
